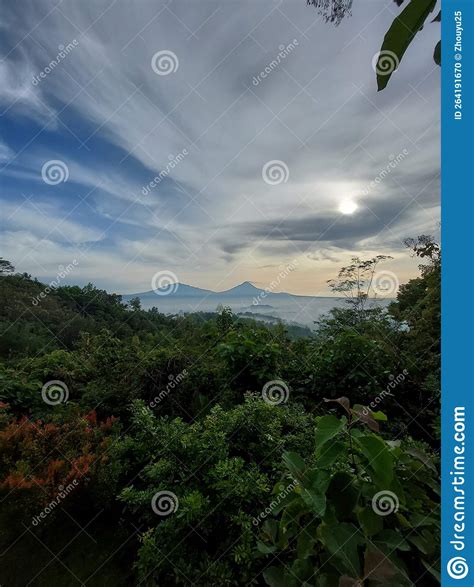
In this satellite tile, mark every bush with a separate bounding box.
[256,399,440,586]
[113,395,315,585]
[0,406,120,530]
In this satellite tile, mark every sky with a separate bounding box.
[0,0,440,296]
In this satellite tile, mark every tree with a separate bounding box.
[306,0,353,25]
[216,305,234,334]
[388,235,441,438]
[404,234,440,274]
[0,258,14,275]
[389,235,440,359]
[327,255,393,316]
[128,296,141,311]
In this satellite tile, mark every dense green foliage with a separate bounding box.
[257,404,439,586]
[0,240,440,585]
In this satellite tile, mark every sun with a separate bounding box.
[338,199,358,215]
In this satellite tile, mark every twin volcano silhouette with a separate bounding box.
[124,281,312,300]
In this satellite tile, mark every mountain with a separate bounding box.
[122,283,211,299]
[219,281,264,297]
[122,281,307,300]
[120,281,375,330]
[120,281,388,330]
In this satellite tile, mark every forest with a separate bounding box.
[0,236,440,586]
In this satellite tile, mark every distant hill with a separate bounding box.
[219,281,263,297]
[120,282,392,330]
[122,281,320,301]
[135,283,213,298]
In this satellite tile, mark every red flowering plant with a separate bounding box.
[0,402,120,528]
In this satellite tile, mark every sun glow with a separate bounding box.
[338,199,358,215]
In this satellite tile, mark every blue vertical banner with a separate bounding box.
[442,0,474,584]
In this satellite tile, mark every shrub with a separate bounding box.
[114,395,315,585]
[0,406,120,529]
[256,399,440,586]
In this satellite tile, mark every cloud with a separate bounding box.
[0,141,14,162]
[2,200,104,244]
[0,58,57,124]
[0,0,440,293]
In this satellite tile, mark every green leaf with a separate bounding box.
[421,559,441,582]
[396,512,411,528]
[316,440,345,468]
[315,415,345,452]
[297,527,316,559]
[291,557,313,582]
[376,0,437,90]
[282,451,306,479]
[262,519,279,542]
[257,540,277,554]
[263,566,293,587]
[322,503,338,526]
[339,577,360,587]
[357,506,383,536]
[408,511,440,529]
[328,472,359,520]
[301,488,327,516]
[318,523,364,577]
[433,40,441,65]
[389,473,406,506]
[305,469,331,494]
[356,435,394,487]
[407,529,436,555]
[280,499,305,532]
[374,529,410,552]
[269,488,298,515]
[405,446,437,473]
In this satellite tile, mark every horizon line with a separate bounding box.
[120,280,394,300]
